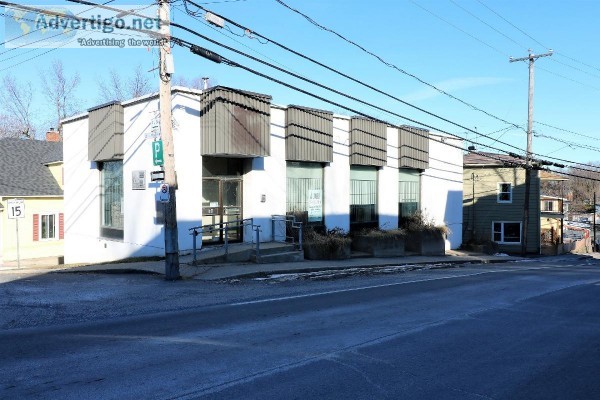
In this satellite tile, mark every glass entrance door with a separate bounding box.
[202,178,243,244]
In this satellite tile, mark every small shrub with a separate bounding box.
[400,210,448,237]
[303,227,351,260]
[353,227,406,239]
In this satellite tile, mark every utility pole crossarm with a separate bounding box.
[509,50,553,63]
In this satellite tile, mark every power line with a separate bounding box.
[0,0,115,48]
[536,65,600,92]
[475,0,600,76]
[535,121,598,141]
[183,0,599,173]
[270,0,525,132]
[4,0,598,178]
[182,0,526,152]
[170,20,533,159]
[409,0,508,57]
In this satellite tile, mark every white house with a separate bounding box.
[62,86,463,264]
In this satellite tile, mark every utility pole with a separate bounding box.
[159,0,180,280]
[510,49,553,256]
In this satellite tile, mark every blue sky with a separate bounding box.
[1,0,599,168]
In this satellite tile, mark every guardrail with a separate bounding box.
[189,218,261,263]
[271,214,303,250]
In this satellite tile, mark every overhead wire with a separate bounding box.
[270,0,525,132]
[4,0,600,181]
[475,0,600,77]
[182,0,525,151]
[182,0,600,173]
[170,19,533,158]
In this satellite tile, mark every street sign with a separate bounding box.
[152,140,164,166]
[7,199,25,219]
[151,170,165,182]
[159,183,170,203]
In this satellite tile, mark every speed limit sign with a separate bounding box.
[7,199,25,219]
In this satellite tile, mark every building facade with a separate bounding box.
[0,138,64,264]
[62,86,463,264]
[463,152,541,254]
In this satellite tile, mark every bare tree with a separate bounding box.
[39,60,81,135]
[98,65,154,102]
[0,75,35,139]
[172,75,216,90]
[564,164,600,212]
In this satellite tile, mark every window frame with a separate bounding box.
[286,161,325,225]
[350,166,379,229]
[497,182,512,203]
[40,213,57,241]
[398,168,421,220]
[492,221,522,244]
[543,200,554,212]
[100,160,124,240]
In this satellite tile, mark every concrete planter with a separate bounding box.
[405,230,445,256]
[303,241,351,260]
[352,234,405,257]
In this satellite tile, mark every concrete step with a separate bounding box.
[259,243,299,256]
[192,242,301,265]
[251,251,304,264]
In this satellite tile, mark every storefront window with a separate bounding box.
[286,162,324,225]
[399,168,421,222]
[350,166,378,230]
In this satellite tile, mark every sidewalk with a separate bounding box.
[0,251,524,281]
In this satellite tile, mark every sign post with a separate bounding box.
[7,199,25,268]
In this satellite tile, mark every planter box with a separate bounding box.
[352,234,405,257]
[303,241,351,260]
[405,230,445,256]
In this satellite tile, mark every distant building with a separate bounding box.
[0,135,64,264]
[463,152,541,254]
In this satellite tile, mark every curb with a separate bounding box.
[191,256,524,281]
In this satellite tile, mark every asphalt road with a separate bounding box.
[1,256,599,399]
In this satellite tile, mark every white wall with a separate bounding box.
[63,90,202,264]
[325,116,351,233]
[243,106,286,242]
[379,127,400,230]
[421,134,464,249]
[63,116,105,264]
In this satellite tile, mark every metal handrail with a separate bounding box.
[271,214,303,250]
[189,218,261,263]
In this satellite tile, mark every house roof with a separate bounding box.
[0,138,63,197]
[463,152,524,167]
[539,170,568,181]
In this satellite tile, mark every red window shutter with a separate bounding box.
[59,213,64,239]
[33,214,39,241]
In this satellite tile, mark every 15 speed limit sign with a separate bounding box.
[7,199,25,219]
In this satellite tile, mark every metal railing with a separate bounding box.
[271,214,303,250]
[189,218,261,263]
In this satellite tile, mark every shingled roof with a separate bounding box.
[463,152,524,167]
[0,138,63,197]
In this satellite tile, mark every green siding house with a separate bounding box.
[463,152,540,254]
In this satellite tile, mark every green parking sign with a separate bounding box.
[152,140,164,166]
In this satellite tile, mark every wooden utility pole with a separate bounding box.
[510,49,552,255]
[159,0,180,280]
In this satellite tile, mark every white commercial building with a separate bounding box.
[62,86,463,264]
